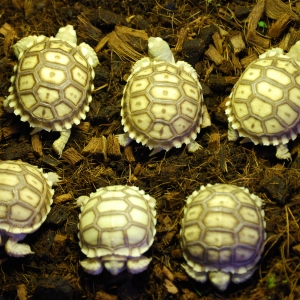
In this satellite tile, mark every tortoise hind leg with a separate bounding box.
[53,129,71,156]
[5,234,34,257]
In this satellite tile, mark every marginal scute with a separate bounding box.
[181,184,266,291]
[19,74,36,90]
[78,185,157,275]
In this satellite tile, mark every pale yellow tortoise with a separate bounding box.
[0,160,59,257]
[226,42,300,160]
[180,183,266,291]
[118,37,211,156]
[5,25,99,156]
[77,185,157,275]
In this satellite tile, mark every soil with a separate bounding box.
[0,0,300,299]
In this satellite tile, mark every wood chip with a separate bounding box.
[212,31,223,54]
[287,28,300,50]
[100,120,120,135]
[0,97,6,118]
[0,23,17,55]
[224,76,239,85]
[153,263,164,280]
[296,2,300,14]
[24,0,34,18]
[133,163,143,176]
[108,31,143,61]
[77,15,103,41]
[246,0,270,49]
[208,132,220,153]
[265,0,299,21]
[247,31,270,49]
[105,25,148,62]
[17,284,27,300]
[219,60,234,75]
[95,35,109,53]
[51,233,67,256]
[107,134,122,159]
[164,279,178,294]
[11,0,24,9]
[171,248,183,259]
[54,193,73,204]
[162,231,176,246]
[62,147,84,165]
[31,133,43,157]
[174,272,189,281]
[240,53,258,68]
[229,32,245,54]
[220,144,228,173]
[175,27,188,52]
[205,44,223,65]
[82,136,107,160]
[1,124,21,140]
[163,215,172,226]
[292,244,300,255]
[39,155,60,168]
[73,122,90,133]
[95,290,118,300]
[97,8,127,25]
[162,265,175,281]
[231,53,242,74]
[268,13,291,38]
[124,145,135,162]
[182,288,199,300]
[247,0,265,33]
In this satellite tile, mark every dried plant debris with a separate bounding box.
[0,0,300,299]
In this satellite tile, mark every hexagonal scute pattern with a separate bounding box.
[181,184,266,286]
[14,39,93,131]
[121,60,203,150]
[228,52,300,144]
[78,185,157,259]
[0,160,53,234]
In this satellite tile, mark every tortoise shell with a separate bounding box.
[78,185,157,259]
[180,184,266,290]
[226,49,300,146]
[8,36,94,131]
[121,60,204,151]
[0,160,54,234]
